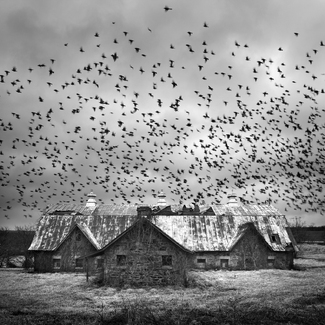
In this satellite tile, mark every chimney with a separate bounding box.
[86,190,97,208]
[157,190,167,207]
[137,205,152,218]
[227,192,238,206]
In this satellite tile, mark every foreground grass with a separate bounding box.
[1,244,325,324]
[1,268,325,324]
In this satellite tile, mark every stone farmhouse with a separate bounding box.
[29,191,298,286]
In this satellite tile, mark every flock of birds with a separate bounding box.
[0,6,325,220]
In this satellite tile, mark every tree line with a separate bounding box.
[0,226,34,268]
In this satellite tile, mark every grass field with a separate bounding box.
[0,244,325,324]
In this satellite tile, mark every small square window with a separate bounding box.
[53,258,61,269]
[162,255,172,267]
[220,259,229,268]
[270,234,280,244]
[117,255,126,266]
[76,233,82,241]
[75,258,83,268]
[197,258,206,264]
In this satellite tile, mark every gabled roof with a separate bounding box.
[151,214,291,251]
[75,223,101,250]
[54,223,101,251]
[30,202,294,253]
[29,214,138,251]
[85,217,192,258]
[227,222,274,251]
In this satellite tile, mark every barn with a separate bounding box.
[29,191,298,285]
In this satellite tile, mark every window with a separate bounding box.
[75,258,83,268]
[267,256,275,267]
[159,246,167,251]
[117,255,126,266]
[96,258,104,269]
[162,255,172,267]
[220,259,229,268]
[53,258,61,269]
[76,233,81,241]
[197,258,206,264]
[270,234,280,244]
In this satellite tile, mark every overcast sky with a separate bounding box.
[1,0,325,229]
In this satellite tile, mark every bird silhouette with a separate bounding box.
[0,6,324,223]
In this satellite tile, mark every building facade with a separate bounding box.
[29,192,298,285]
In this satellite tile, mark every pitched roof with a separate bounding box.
[29,202,294,253]
[85,217,192,258]
[75,223,101,250]
[227,222,274,251]
[29,213,137,251]
[55,223,101,251]
[152,214,291,251]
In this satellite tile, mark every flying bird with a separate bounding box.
[111,52,119,61]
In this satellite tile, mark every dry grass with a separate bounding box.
[297,243,325,260]
[1,244,325,324]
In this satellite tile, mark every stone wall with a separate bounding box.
[190,227,294,270]
[230,227,293,269]
[98,220,293,286]
[33,227,96,272]
[191,252,232,270]
[191,251,293,270]
[101,218,189,286]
